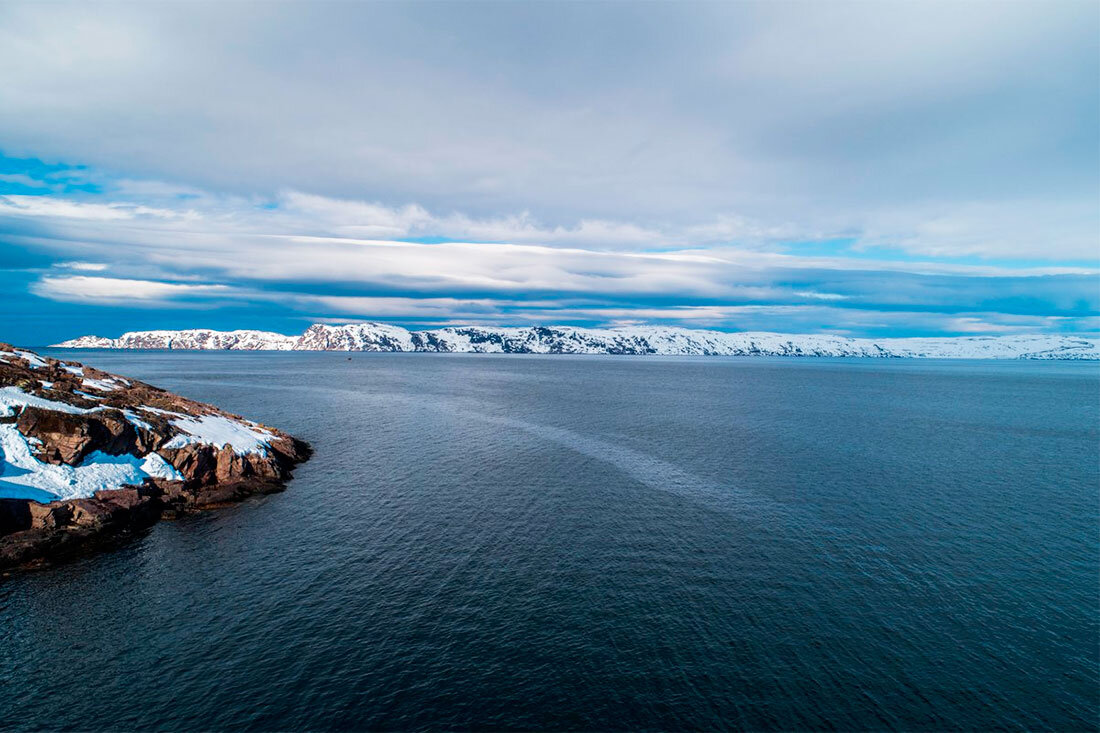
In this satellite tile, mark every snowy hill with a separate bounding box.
[53,324,1100,359]
[57,329,298,351]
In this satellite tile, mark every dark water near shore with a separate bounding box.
[2,352,1098,731]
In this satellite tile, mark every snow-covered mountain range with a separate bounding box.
[51,324,1100,359]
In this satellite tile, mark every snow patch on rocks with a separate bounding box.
[1,350,50,369]
[82,376,122,392]
[162,414,273,456]
[0,364,284,503]
[0,425,184,503]
[0,386,93,417]
[121,409,154,432]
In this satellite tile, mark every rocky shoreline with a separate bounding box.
[0,344,310,572]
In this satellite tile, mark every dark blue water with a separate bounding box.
[2,353,1098,731]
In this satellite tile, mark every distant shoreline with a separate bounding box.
[51,323,1100,360]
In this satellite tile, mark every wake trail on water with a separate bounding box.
[429,399,921,589]
[239,381,798,520]
[473,411,781,516]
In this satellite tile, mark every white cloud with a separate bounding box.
[299,302,1100,336]
[0,194,182,221]
[792,291,849,301]
[55,261,108,271]
[0,2,1094,260]
[5,186,1096,329]
[31,276,229,304]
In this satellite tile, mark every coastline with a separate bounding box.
[51,323,1100,359]
[0,344,311,573]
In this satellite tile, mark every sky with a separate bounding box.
[0,0,1097,345]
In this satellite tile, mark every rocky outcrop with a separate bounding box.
[0,344,310,572]
[16,407,139,464]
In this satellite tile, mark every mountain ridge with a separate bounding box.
[51,324,1100,359]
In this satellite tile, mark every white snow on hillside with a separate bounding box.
[56,329,298,351]
[294,322,416,352]
[52,324,1100,359]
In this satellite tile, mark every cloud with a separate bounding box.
[31,275,230,305]
[0,194,183,221]
[5,181,1097,337]
[792,291,848,301]
[56,261,108,271]
[0,1,1095,259]
[0,173,48,188]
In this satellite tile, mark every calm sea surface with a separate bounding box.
[2,352,1098,731]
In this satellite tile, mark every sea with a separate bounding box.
[2,352,1097,731]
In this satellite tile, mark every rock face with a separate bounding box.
[16,407,139,464]
[0,344,310,571]
[55,323,1100,359]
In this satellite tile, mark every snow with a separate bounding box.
[19,350,50,368]
[82,376,121,391]
[121,409,153,431]
[0,425,184,503]
[74,390,105,400]
[52,335,115,349]
[0,386,93,417]
[132,407,274,453]
[137,405,185,417]
[295,322,416,352]
[52,324,1100,358]
[1,349,49,368]
[162,414,273,455]
[55,329,297,350]
[0,349,283,502]
[138,453,185,481]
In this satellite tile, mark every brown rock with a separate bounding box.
[67,499,113,528]
[28,502,73,530]
[15,407,137,465]
[94,488,146,511]
[215,446,249,483]
[160,443,218,485]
